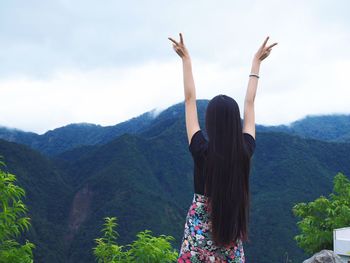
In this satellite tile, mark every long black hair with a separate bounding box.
[204,94,251,246]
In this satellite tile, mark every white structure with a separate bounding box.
[334,227,350,263]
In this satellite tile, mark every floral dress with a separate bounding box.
[177,130,255,263]
[177,193,245,263]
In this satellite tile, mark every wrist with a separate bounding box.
[182,56,191,62]
[252,57,261,65]
[251,59,261,74]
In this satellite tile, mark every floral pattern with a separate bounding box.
[178,194,245,263]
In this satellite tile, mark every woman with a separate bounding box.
[168,33,277,262]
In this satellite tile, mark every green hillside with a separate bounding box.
[0,139,72,262]
[1,103,350,262]
[2,101,348,157]
[54,133,190,262]
[56,122,350,262]
[0,111,154,156]
[257,114,350,142]
[0,102,195,157]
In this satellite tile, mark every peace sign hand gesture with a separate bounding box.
[254,36,278,62]
[168,33,190,60]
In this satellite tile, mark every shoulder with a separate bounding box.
[243,132,255,144]
[243,132,256,157]
[189,130,208,158]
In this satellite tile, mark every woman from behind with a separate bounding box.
[168,33,277,262]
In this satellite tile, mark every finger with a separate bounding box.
[179,33,184,44]
[261,36,270,48]
[169,37,179,45]
[168,37,179,45]
[266,42,278,49]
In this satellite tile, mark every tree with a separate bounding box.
[292,172,350,254]
[0,159,35,263]
[93,217,178,263]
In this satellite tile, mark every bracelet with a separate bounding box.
[249,73,260,78]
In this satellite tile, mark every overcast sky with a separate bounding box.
[0,0,349,134]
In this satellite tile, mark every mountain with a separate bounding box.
[0,126,39,145]
[0,102,350,262]
[54,110,350,263]
[0,111,155,156]
[257,114,350,142]
[246,133,350,262]
[56,134,190,262]
[0,139,72,262]
[1,101,349,157]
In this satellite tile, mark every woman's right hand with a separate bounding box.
[253,36,278,62]
[168,33,190,60]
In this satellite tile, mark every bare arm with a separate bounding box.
[243,36,278,139]
[169,33,200,144]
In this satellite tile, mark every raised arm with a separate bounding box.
[169,33,200,144]
[243,36,277,139]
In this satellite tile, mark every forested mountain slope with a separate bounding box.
[0,102,349,262]
[1,100,349,156]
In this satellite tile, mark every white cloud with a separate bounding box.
[1,57,349,133]
[0,60,242,133]
[0,0,349,132]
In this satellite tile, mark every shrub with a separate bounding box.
[292,172,350,254]
[93,217,178,263]
[0,159,35,263]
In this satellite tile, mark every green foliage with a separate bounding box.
[128,230,178,262]
[93,217,178,263]
[292,172,350,254]
[93,217,126,262]
[0,160,35,263]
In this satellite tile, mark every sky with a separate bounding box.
[0,0,349,134]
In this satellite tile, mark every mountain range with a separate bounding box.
[1,101,349,156]
[0,100,349,263]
